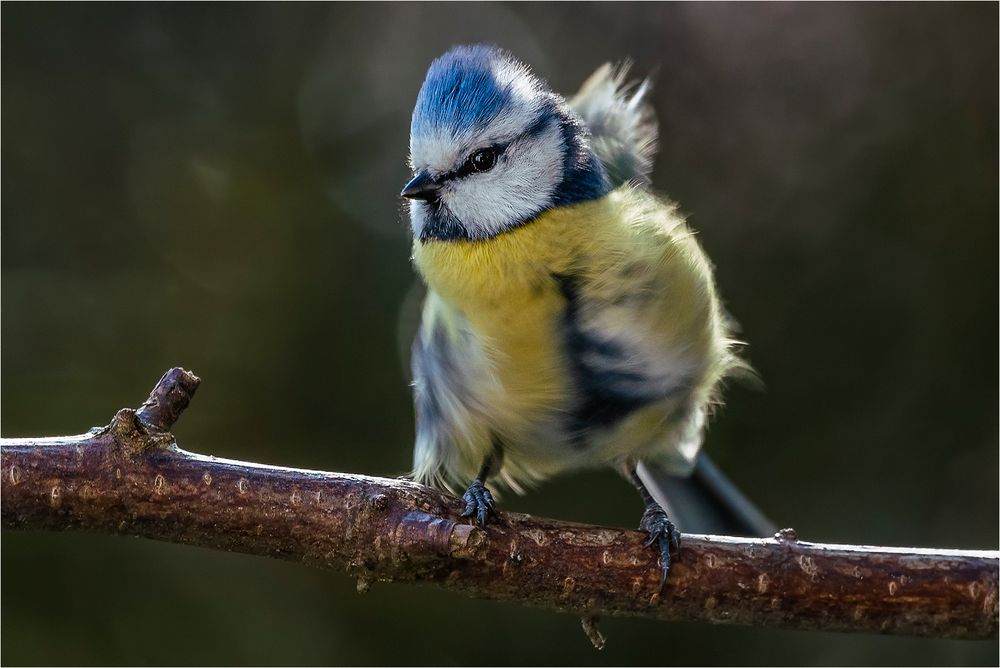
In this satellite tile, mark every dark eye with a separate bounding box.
[467,147,498,173]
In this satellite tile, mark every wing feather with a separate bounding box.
[569,63,658,186]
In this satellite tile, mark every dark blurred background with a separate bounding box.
[2,3,997,665]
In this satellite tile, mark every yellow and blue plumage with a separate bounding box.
[402,45,772,585]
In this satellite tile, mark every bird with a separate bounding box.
[401,44,773,587]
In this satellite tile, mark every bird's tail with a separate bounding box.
[568,62,658,187]
[637,455,776,538]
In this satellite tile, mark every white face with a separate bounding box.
[408,73,567,241]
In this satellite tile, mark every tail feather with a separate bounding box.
[637,455,776,538]
[569,62,658,187]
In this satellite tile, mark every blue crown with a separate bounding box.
[411,45,524,139]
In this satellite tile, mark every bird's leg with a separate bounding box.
[460,449,501,527]
[629,466,681,590]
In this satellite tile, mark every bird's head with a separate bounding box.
[403,45,609,242]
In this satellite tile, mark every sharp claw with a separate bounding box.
[639,503,681,588]
[657,536,673,592]
[460,479,498,527]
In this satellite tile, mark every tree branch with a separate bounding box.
[2,368,997,641]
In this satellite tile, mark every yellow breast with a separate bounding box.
[411,195,620,424]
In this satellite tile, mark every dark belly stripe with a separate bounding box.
[553,273,663,447]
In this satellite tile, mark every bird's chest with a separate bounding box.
[413,236,576,426]
[454,275,572,422]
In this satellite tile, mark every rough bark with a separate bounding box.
[2,368,997,641]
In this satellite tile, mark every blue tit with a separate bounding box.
[401,45,773,585]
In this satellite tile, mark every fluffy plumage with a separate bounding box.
[569,62,658,186]
[411,187,741,493]
[404,45,767,539]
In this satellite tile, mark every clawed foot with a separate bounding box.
[460,479,497,527]
[640,504,681,590]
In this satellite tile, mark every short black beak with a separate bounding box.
[401,170,441,201]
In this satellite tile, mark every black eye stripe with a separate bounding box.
[431,107,560,185]
[441,143,507,181]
